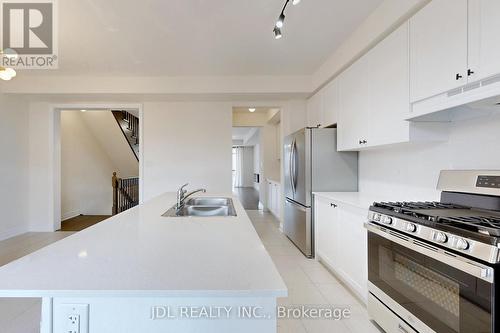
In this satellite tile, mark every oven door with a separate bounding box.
[366,222,494,333]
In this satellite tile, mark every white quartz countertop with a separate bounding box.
[0,193,287,298]
[313,192,430,210]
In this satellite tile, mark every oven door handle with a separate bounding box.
[365,222,494,283]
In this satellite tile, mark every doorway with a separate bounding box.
[232,127,261,210]
[53,105,143,232]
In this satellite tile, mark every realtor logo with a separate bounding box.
[0,0,58,69]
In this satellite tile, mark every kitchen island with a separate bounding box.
[0,193,287,333]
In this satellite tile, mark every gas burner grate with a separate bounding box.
[374,201,466,210]
[373,201,467,216]
[439,216,500,236]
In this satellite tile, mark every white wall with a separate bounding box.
[81,111,138,177]
[0,94,30,240]
[142,102,232,201]
[61,111,118,219]
[238,146,254,188]
[359,112,500,199]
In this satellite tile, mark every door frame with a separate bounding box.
[50,103,144,231]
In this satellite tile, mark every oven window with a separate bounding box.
[368,232,492,333]
[380,247,460,331]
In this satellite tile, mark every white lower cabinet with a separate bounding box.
[267,180,281,220]
[314,195,368,302]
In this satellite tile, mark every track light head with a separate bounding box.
[273,27,282,39]
[276,13,285,28]
[292,0,301,4]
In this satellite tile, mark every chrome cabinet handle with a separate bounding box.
[330,203,337,208]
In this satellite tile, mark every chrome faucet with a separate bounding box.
[176,183,206,211]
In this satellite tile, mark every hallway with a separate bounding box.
[233,187,260,210]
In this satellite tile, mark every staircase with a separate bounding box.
[112,110,139,161]
[112,172,139,215]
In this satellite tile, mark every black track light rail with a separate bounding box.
[273,0,300,39]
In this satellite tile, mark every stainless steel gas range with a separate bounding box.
[366,170,500,333]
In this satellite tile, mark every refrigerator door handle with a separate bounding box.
[290,138,296,194]
[285,198,307,212]
[292,139,298,192]
[288,140,294,194]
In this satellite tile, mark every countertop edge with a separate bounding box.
[0,289,288,298]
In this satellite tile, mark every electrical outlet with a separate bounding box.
[55,304,89,333]
[67,314,80,333]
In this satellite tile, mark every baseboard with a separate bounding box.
[61,210,81,222]
[0,225,28,242]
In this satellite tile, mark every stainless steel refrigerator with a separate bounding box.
[284,128,358,258]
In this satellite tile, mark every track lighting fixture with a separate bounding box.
[276,13,285,28]
[273,0,301,39]
[273,27,282,39]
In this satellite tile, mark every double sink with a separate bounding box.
[163,197,237,217]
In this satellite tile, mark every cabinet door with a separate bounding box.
[314,197,338,266]
[337,54,372,151]
[322,79,340,127]
[468,0,500,82]
[306,92,323,128]
[273,184,280,218]
[268,182,274,214]
[336,204,368,300]
[410,0,468,102]
[368,22,410,146]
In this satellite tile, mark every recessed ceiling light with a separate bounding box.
[80,109,87,112]
[0,67,16,80]
[249,108,256,112]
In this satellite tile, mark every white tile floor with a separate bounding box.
[247,210,382,333]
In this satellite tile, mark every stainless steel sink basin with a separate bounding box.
[162,197,237,217]
[185,197,232,206]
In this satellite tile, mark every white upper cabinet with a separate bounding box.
[338,23,410,151]
[306,92,323,128]
[322,79,340,127]
[467,0,500,83]
[408,0,500,119]
[337,53,371,151]
[410,0,468,103]
[306,78,340,129]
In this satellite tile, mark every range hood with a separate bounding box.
[407,74,500,122]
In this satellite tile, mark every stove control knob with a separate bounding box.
[456,238,470,250]
[434,232,448,243]
[373,213,381,221]
[405,223,417,233]
[382,216,393,225]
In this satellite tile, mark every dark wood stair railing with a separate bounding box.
[111,110,140,161]
[112,172,139,215]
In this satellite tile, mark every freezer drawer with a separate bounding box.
[284,198,312,258]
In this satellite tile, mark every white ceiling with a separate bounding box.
[25,0,383,76]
